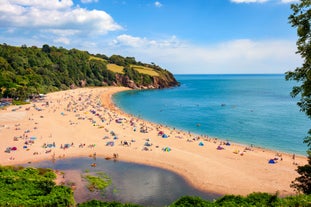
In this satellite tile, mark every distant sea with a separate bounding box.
[113,74,310,155]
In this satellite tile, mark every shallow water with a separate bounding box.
[113,74,310,155]
[23,157,220,206]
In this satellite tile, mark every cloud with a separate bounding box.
[230,0,299,3]
[113,34,182,48]
[110,34,301,74]
[81,0,98,3]
[154,1,163,8]
[230,0,268,3]
[0,0,122,44]
[280,0,299,3]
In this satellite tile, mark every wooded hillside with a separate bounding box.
[0,44,179,100]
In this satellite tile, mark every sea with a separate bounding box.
[113,74,310,156]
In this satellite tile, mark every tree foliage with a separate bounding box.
[0,44,178,100]
[0,165,74,206]
[285,0,311,194]
[1,165,311,207]
[78,193,311,207]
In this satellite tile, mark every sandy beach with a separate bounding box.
[0,86,307,196]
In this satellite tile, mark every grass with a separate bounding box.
[106,63,159,77]
[107,64,124,74]
[131,65,159,76]
[89,56,108,63]
[83,172,112,192]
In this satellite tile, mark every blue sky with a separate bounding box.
[0,0,302,74]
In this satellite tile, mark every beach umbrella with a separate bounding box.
[11,147,17,151]
[30,136,37,140]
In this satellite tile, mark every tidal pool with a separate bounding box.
[23,157,221,206]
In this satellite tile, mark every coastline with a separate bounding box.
[0,86,307,196]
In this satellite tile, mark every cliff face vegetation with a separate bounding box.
[0,44,179,100]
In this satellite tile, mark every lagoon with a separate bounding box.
[23,157,220,206]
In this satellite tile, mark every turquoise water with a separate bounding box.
[113,74,310,155]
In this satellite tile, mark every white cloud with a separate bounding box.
[0,0,122,43]
[113,34,182,48]
[110,35,301,74]
[230,0,268,3]
[54,37,71,45]
[280,0,299,3]
[81,0,99,3]
[154,1,162,7]
[230,0,299,3]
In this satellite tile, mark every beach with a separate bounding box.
[0,86,307,196]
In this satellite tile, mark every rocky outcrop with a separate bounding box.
[113,73,179,89]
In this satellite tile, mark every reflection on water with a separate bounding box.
[23,157,221,206]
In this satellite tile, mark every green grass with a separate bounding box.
[107,63,124,74]
[89,56,108,63]
[107,64,160,76]
[131,65,159,76]
[83,172,112,192]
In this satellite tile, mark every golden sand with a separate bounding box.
[0,86,307,196]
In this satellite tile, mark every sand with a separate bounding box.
[0,86,307,196]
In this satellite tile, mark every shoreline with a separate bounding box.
[0,86,307,196]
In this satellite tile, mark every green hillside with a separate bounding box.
[0,44,179,100]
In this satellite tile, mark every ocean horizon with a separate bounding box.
[113,74,310,155]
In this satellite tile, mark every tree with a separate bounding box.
[285,0,311,194]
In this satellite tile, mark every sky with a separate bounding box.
[0,0,302,74]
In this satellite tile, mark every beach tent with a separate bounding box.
[162,134,168,138]
[5,147,11,153]
[30,136,37,140]
[225,142,231,146]
[142,147,149,151]
[64,144,70,148]
[145,142,152,147]
[268,159,276,164]
[47,144,54,148]
[199,142,204,146]
[163,147,171,152]
[217,145,224,150]
[158,131,164,136]
[106,141,114,147]
[11,147,17,151]
[115,118,123,123]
